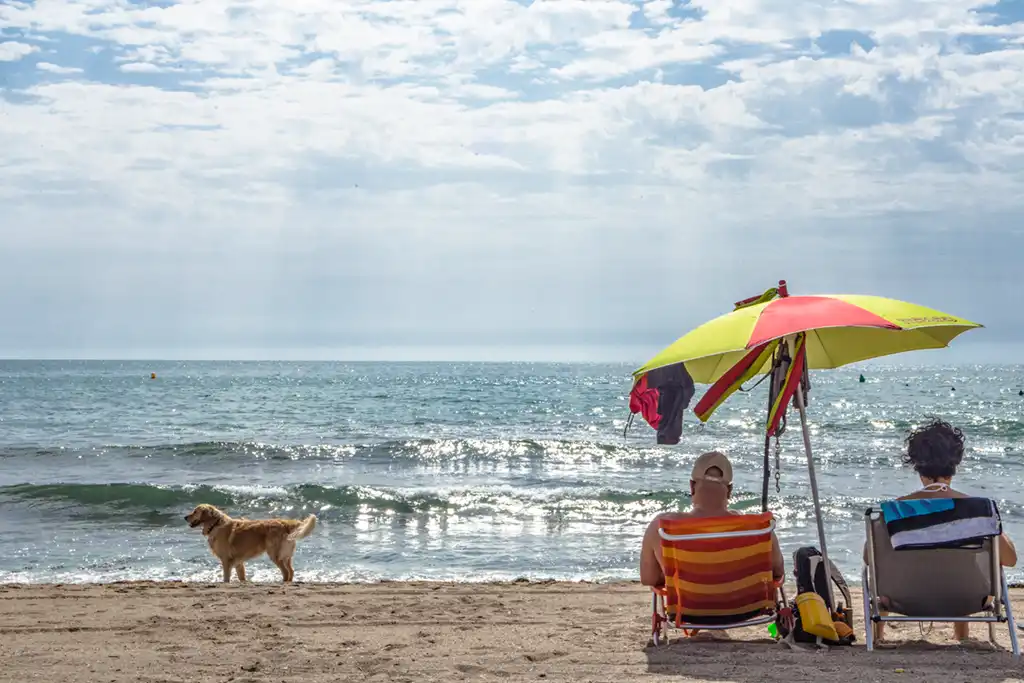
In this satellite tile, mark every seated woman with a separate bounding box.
[870,418,1017,641]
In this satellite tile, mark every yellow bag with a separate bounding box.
[795,592,840,641]
[832,617,855,640]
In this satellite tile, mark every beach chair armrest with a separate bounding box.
[651,579,784,596]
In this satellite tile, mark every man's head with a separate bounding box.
[689,451,733,509]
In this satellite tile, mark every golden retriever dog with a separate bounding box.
[184,503,317,583]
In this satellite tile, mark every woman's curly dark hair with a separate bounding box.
[902,418,965,480]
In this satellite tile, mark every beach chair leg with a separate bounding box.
[650,594,660,646]
[650,594,669,647]
[862,566,874,652]
[1001,571,1020,657]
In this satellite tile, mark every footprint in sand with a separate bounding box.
[523,651,568,663]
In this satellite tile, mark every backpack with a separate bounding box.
[777,546,856,647]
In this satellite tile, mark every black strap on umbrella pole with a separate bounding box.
[761,345,789,512]
[760,433,771,512]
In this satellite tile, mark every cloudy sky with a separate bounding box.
[1,0,1022,361]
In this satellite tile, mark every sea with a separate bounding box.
[1,360,1022,585]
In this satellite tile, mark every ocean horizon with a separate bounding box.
[2,338,1023,364]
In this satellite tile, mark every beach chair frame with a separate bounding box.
[862,507,1020,657]
[650,517,787,646]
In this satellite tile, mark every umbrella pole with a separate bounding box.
[793,378,837,609]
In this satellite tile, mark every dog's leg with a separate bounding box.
[271,556,290,582]
[276,541,296,582]
[236,563,247,582]
[268,550,293,582]
[221,561,232,583]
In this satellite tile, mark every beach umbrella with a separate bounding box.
[631,281,982,605]
[635,282,980,384]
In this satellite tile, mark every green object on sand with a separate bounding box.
[767,622,778,638]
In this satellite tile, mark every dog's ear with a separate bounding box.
[199,506,224,534]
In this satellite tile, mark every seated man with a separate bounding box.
[640,450,785,587]
[868,419,1017,641]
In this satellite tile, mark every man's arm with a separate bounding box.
[640,516,665,587]
[770,531,785,581]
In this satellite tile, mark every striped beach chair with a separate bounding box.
[650,512,787,645]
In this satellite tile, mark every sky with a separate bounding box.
[1,0,1023,362]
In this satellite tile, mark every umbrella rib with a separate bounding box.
[712,354,730,383]
[810,328,834,367]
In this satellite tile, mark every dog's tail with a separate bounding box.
[287,514,317,541]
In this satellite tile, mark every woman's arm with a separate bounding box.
[999,532,1017,567]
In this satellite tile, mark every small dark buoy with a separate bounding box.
[951,386,955,392]
[859,374,866,383]
[1019,390,1023,396]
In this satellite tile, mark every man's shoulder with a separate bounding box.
[653,508,746,522]
[655,511,693,521]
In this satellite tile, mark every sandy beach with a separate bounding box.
[0,582,1022,683]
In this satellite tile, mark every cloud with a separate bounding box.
[0,0,1023,359]
[36,62,83,74]
[118,62,173,73]
[0,40,37,61]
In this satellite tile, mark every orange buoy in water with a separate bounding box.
[150,372,157,380]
